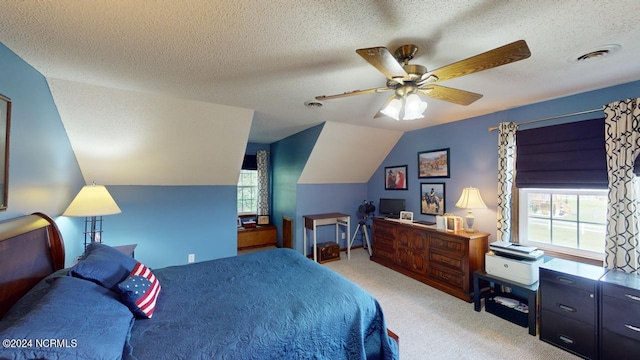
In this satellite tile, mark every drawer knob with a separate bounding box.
[558,304,576,313]
[559,335,574,344]
[557,276,574,284]
[625,294,640,302]
[625,324,640,333]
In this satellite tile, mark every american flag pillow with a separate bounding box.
[116,262,161,318]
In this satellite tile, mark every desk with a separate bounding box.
[473,270,538,336]
[303,213,350,262]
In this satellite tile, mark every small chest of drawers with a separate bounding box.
[539,258,608,359]
[599,270,640,358]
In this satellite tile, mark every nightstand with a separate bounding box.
[113,244,137,258]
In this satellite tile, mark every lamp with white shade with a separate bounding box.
[63,183,121,249]
[455,187,487,232]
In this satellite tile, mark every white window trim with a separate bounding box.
[237,169,258,214]
[518,188,606,261]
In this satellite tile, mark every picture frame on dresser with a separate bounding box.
[421,182,445,216]
[384,165,408,190]
[418,148,449,178]
[399,211,413,222]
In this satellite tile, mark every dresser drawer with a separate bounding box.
[374,235,395,250]
[601,328,640,358]
[540,268,597,293]
[540,309,596,359]
[602,295,640,341]
[373,222,395,239]
[430,249,463,272]
[372,243,395,262]
[429,235,465,255]
[602,280,640,303]
[540,280,596,324]
[429,264,464,289]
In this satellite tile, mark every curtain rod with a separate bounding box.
[487,107,604,132]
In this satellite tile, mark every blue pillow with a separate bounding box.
[0,276,134,360]
[69,242,138,289]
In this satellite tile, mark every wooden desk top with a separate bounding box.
[303,213,349,220]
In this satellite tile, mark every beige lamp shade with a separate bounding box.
[63,184,121,217]
[455,187,487,232]
[455,187,488,209]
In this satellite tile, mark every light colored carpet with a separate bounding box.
[240,247,578,360]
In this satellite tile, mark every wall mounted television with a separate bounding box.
[378,198,406,218]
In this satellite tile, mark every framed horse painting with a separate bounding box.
[421,182,445,215]
[418,148,449,178]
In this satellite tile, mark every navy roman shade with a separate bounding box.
[515,118,607,189]
[242,155,257,170]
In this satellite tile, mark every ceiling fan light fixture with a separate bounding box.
[381,98,403,121]
[403,94,427,120]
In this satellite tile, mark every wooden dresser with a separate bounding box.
[371,218,489,302]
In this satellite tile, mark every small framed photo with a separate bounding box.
[257,215,270,225]
[385,165,408,190]
[399,211,414,222]
[237,217,242,228]
[421,182,446,216]
[418,148,450,178]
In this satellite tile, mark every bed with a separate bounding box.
[0,213,399,359]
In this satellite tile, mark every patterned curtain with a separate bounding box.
[256,150,270,216]
[604,98,640,273]
[497,122,518,242]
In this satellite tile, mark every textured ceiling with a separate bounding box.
[0,1,639,184]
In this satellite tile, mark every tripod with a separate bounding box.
[351,216,372,256]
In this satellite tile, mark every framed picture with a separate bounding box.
[399,211,414,222]
[237,217,242,228]
[418,148,450,178]
[0,94,10,211]
[257,215,270,225]
[384,165,408,190]
[421,182,446,216]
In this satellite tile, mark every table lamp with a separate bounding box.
[63,182,121,249]
[455,187,487,232]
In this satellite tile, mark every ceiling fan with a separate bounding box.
[315,40,531,121]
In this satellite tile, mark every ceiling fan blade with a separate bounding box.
[419,85,483,106]
[315,87,392,101]
[356,47,408,81]
[422,40,531,84]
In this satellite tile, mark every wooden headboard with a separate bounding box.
[0,212,64,318]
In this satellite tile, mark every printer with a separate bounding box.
[485,241,544,285]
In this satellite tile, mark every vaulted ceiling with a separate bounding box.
[0,1,639,185]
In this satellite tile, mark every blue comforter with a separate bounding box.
[125,248,398,359]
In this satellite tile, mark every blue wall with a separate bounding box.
[368,80,640,243]
[271,124,323,249]
[0,43,85,265]
[102,185,237,269]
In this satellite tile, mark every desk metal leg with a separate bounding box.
[312,223,317,262]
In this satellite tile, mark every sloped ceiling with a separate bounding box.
[299,122,403,184]
[49,79,253,185]
[1,1,639,186]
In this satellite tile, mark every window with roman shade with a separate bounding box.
[515,118,607,189]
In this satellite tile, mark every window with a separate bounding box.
[237,169,258,214]
[519,188,607,260]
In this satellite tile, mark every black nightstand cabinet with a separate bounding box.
[539,258,608,360]
[599,270,640,358]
